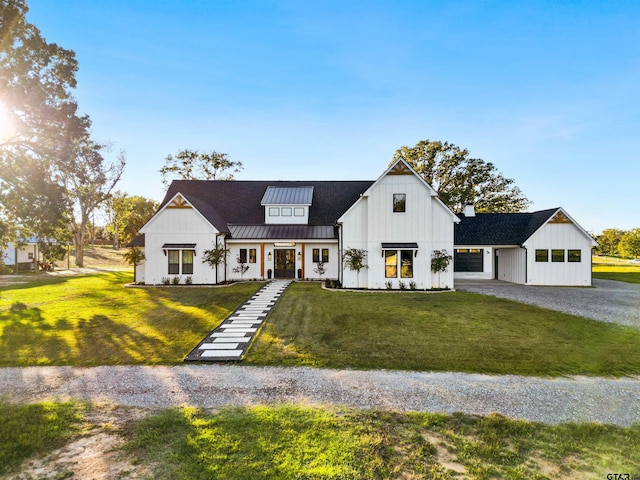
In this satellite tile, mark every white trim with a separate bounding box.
[140,192,219,235]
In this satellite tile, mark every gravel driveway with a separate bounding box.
[2,365,639,426]
[456,278,640,327]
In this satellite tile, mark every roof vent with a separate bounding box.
[463,203,475,217]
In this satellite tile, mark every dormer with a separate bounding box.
[261,186,313,224]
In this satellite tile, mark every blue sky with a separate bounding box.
[26,0,640,233]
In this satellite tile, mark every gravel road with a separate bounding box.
[456,278,640,327]
[1,365,639,426]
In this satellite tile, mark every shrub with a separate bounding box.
[385,280,393,290]
[172,276,181,285]
[398,281,406,290]
[409,280,417,290]
[184,276,193,285]
[162,277,170,285]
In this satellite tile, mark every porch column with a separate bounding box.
[301,242,305,278]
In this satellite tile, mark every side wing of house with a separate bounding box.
[339,159,458,289]
[523,209,597,286]
[139,193,221,285]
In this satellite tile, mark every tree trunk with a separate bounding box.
[74,230,84,267]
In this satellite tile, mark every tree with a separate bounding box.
[201,242,229,284]
[104,192,158,249]
[342,247,368,288]
[392,139,530,213]
[160,149,243,186]
[313,261,326,281]
[619,229,640,259]
[232,255,250,280]
[122,246,145,283]
[61,135,125,267]
[0,0,84,244]
[597,228,624,256]
[431,249,452,289]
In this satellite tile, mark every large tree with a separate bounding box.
[160,149,242,186]
[104,191,158,249]
[597,228,625,256]
[619,229,640,259]
[0,0,85,244]
[61,135,125,266]
[392,139,530,213]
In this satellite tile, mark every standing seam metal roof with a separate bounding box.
[261,186,314,205]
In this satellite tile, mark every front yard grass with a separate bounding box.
[246,282,640,376]
[4,401,638,479]
[593,261,640,284]
[0,272,263,366]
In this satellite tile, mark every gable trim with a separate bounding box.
[139,192,219,235]
[523,207,597,247]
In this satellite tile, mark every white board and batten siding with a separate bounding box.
[523,221,595,286]
[496,247,527,284]
[139,195,220,285]
[340,169,456,289]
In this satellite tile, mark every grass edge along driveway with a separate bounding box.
[246,282,640,377]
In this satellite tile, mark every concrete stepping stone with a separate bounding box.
[185,280,291,362]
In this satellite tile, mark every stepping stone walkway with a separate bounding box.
[185,280,291,362]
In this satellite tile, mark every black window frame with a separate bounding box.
[568,249,581,263]
[385,250,398,278]
[168,250,180,274]
[535,249,549,262]
[182,250,194,274]
[551,249,565,262]
[321,248,329,263]
[239,248,248,264]
[312,248,320,263]
[400,250,413,278]
[249,248,257,263]
[393,193,406,213]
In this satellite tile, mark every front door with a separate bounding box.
[274,249,295,278]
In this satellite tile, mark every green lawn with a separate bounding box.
[246,282,640,376]
[0,401,86,474]
[0,272,263,366]
[593,260,640,284]
[3,401,637,479]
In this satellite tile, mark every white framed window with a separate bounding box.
[281,207,292,216]
[294,207,304,216]
[269,207,280,216]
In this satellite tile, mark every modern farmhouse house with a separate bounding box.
[132,159,596,288]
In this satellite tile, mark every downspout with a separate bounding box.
[223,234,228,283]
[215,234,220,285]
[337,223,343,285]
[523,246,528,285]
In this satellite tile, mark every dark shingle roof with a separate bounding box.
[161,180,374,234]
[455,208,558,245]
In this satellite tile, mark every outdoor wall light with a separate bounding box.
[268,252,272,261]
[297,251,301,259]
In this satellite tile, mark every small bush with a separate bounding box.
[162,277,170,285]
[184,276,193,285]
[385,280,393,290]
[409,281,417,290]
[172,276,181,285]
[398,281,406,290]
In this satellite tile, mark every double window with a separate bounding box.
[385,250,413,278]
[535,249,582,263]
[312,248,329,263]
[239,248,257,264]
[168,249,194,274]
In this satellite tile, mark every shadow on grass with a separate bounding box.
[0,401,85,475]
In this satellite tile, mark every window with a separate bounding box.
[312,248,329,263]
[454,249,483,272]
[239,249,247,263]
[552,249,565,262]
[182,250,194,274]
[168,250,180,274]
[385,250,397,278]
[269,207,280,216]
[28,252,34,260]
[400,250,413,278]
[568,249,581,262]
[294,207,304,216]
[393,193,406,213]
[281,207,292,216]
[249,248,257,263]
[168,249,195,275]
[535,249,549,262]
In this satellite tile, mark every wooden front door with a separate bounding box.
[274,249,295,278]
